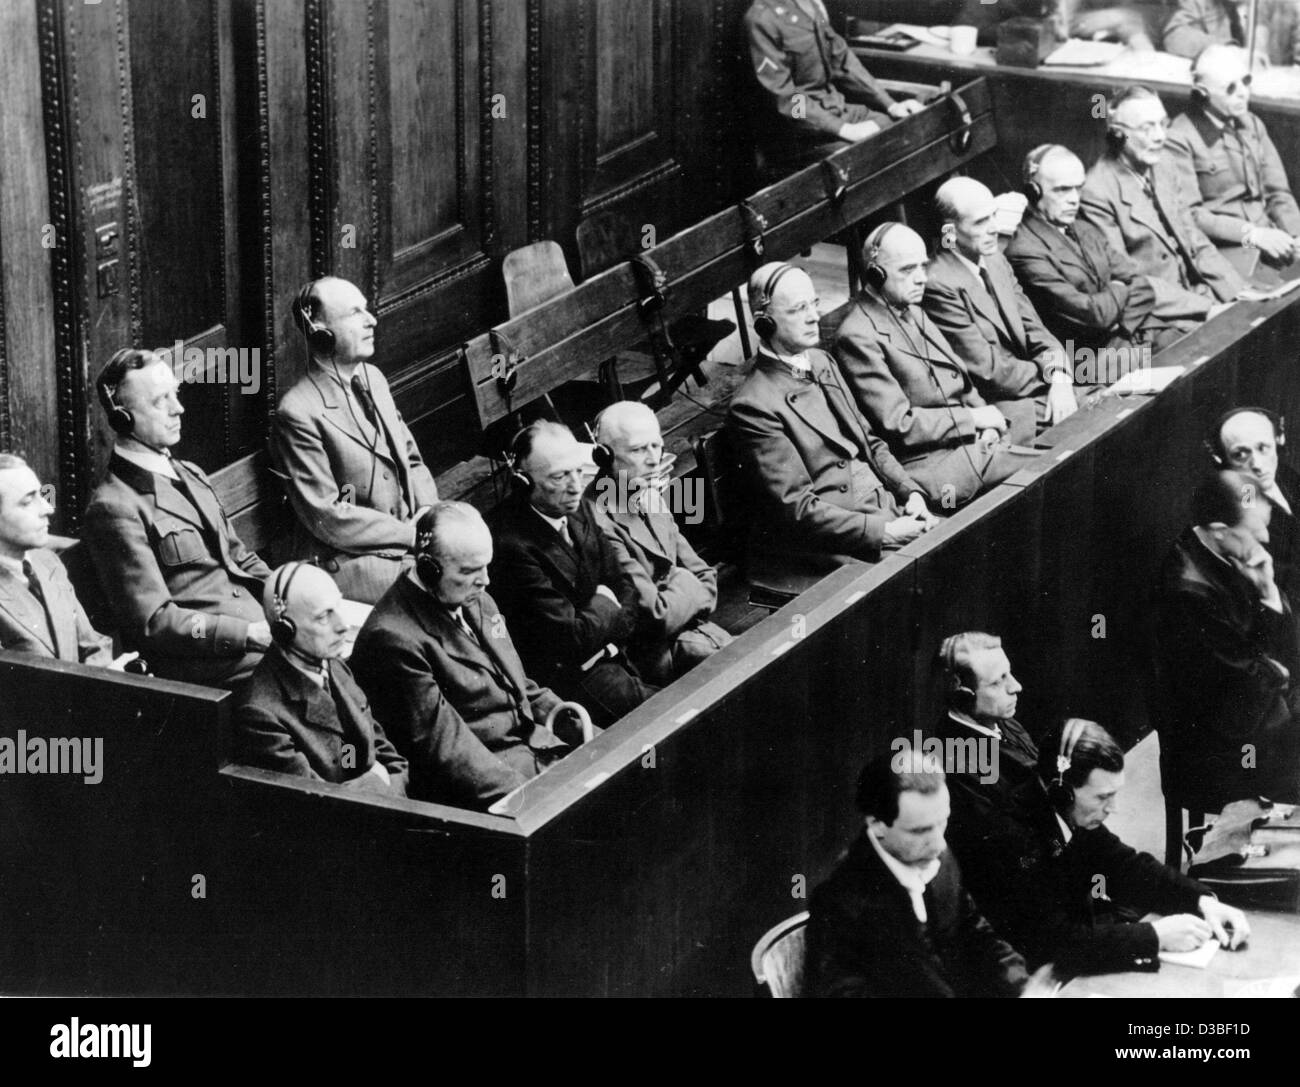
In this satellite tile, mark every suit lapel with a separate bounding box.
[466,598,527,699]
[273,650,345,736]
[765,354,858,458]
[0,569,56,654]
[1117,165,1181,259]
[30,558,70,658]
[987,258,1027,353]
[309,367,399,468]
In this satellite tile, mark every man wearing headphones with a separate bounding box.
[805,745,1033,998]
[830,223,1039,509]
[489,421,658,729]
[1080,86,1253,305]
[589,401,732,684]
[1007,144,1214,360]
[1211,407,1300,601]
[1155,468,1300,811]
[233,562,407,794]
[271,276,439,604]
[924,177,1076,426]
[350,502,577,808]
[743,0,923,169]
[1167,45,1300,272]
[84,348,272,689]
[958,718,1249,979]
[727,261,936,572]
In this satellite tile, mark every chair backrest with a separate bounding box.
[694,428,745,553]
[750,911,810,998]
[575,210,643,281]
[502,241,575,318]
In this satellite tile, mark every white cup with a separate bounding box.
[949,25,978,56]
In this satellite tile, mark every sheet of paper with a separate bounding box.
[1103,365,1184,397]
[1043,39,1124,67]
[1159,940,1219,969]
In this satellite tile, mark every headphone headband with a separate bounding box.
[272,561,309,619]
[1054,718,1086,787]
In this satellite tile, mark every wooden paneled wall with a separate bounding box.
[0,0,751,533]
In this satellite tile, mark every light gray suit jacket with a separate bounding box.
[0,548,114,666]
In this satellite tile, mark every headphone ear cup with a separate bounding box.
[307,325,335,355]
[416,553,443,585]
[1190,84,1209,105]
[864,261,886,292]
[592,442,614,475]
[107,405,135,435]
[270,614,297,646]
[952,683,976,711]
[1106,127,1127,151]
[511,468,534,494]
[753,311,776,340]
[1023,180,1042,203]
[1203,438,1225,467]
[1047,779,1073,814]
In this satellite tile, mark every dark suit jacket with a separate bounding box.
[271,361,438,600]
[726,348,920,562]
[1080,153,1244,303]
[489,495,643,694]
[83,453,270,687]
[831,292,1037,505]
[1005,209,1208,356]
[0,548,114,665]
[805,834,1027,998]
[350,575,566,808]
[1155,526,1300,808]
[922,248,1059,402]
[233,646,408,794]
[1266,463,1300,607]
[1167,104,1300,247]
[963,778,1210,978]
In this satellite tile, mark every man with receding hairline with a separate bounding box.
[234,562,407,795]
[727,261,935,571]
[0,454,130,668]
[85,348,272,689]
[590,401,732,684]
[1156,468,1300,810]
[273,276,439,605]
[351,502,579,807]
[1080,86,1250,304]
[925,176,1075,426]
[1007,143,1210,359]
[1167,45,1300,270]
[490,422,657,727]
[829,224,1039,508]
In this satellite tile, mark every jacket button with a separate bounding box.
[383,471,391,481]
[839,484,848,492]
[837,459,847,468]
[390,507,399,516]
[231,588,240,597]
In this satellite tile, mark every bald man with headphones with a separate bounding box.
[271,277,439,605]
[726,260,936,574]
[1007,143,1211,360]
[233,561,408,795]
[957,718,1248,979]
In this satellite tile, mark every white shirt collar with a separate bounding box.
[114,443,179,480]
[866,828,942,924]
[1267,483,1292,515]
[947,708,1003,740]
[0,552,27,578]
[1055,811,1074,844]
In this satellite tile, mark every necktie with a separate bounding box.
[23,560,56,647]
[557,518,573,547]
[455,609,478,644]
[320,663,331,695]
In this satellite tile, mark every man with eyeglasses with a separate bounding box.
[1167,45,1300,271]
[1080,85,1254,306]
[727,261,936,571]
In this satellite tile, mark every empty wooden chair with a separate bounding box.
[750,911,809,997]
[502,241,575,318]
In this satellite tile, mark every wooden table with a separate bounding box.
[1062,911,1300,997]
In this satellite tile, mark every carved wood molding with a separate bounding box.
[306,0,332,277]
[253,0,276,433]
[37,0,82,528]
[479,0,496,252]
[526,0,541,239]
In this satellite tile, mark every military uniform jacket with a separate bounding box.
[744,0,894,137]
[1166,104,1300,247]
